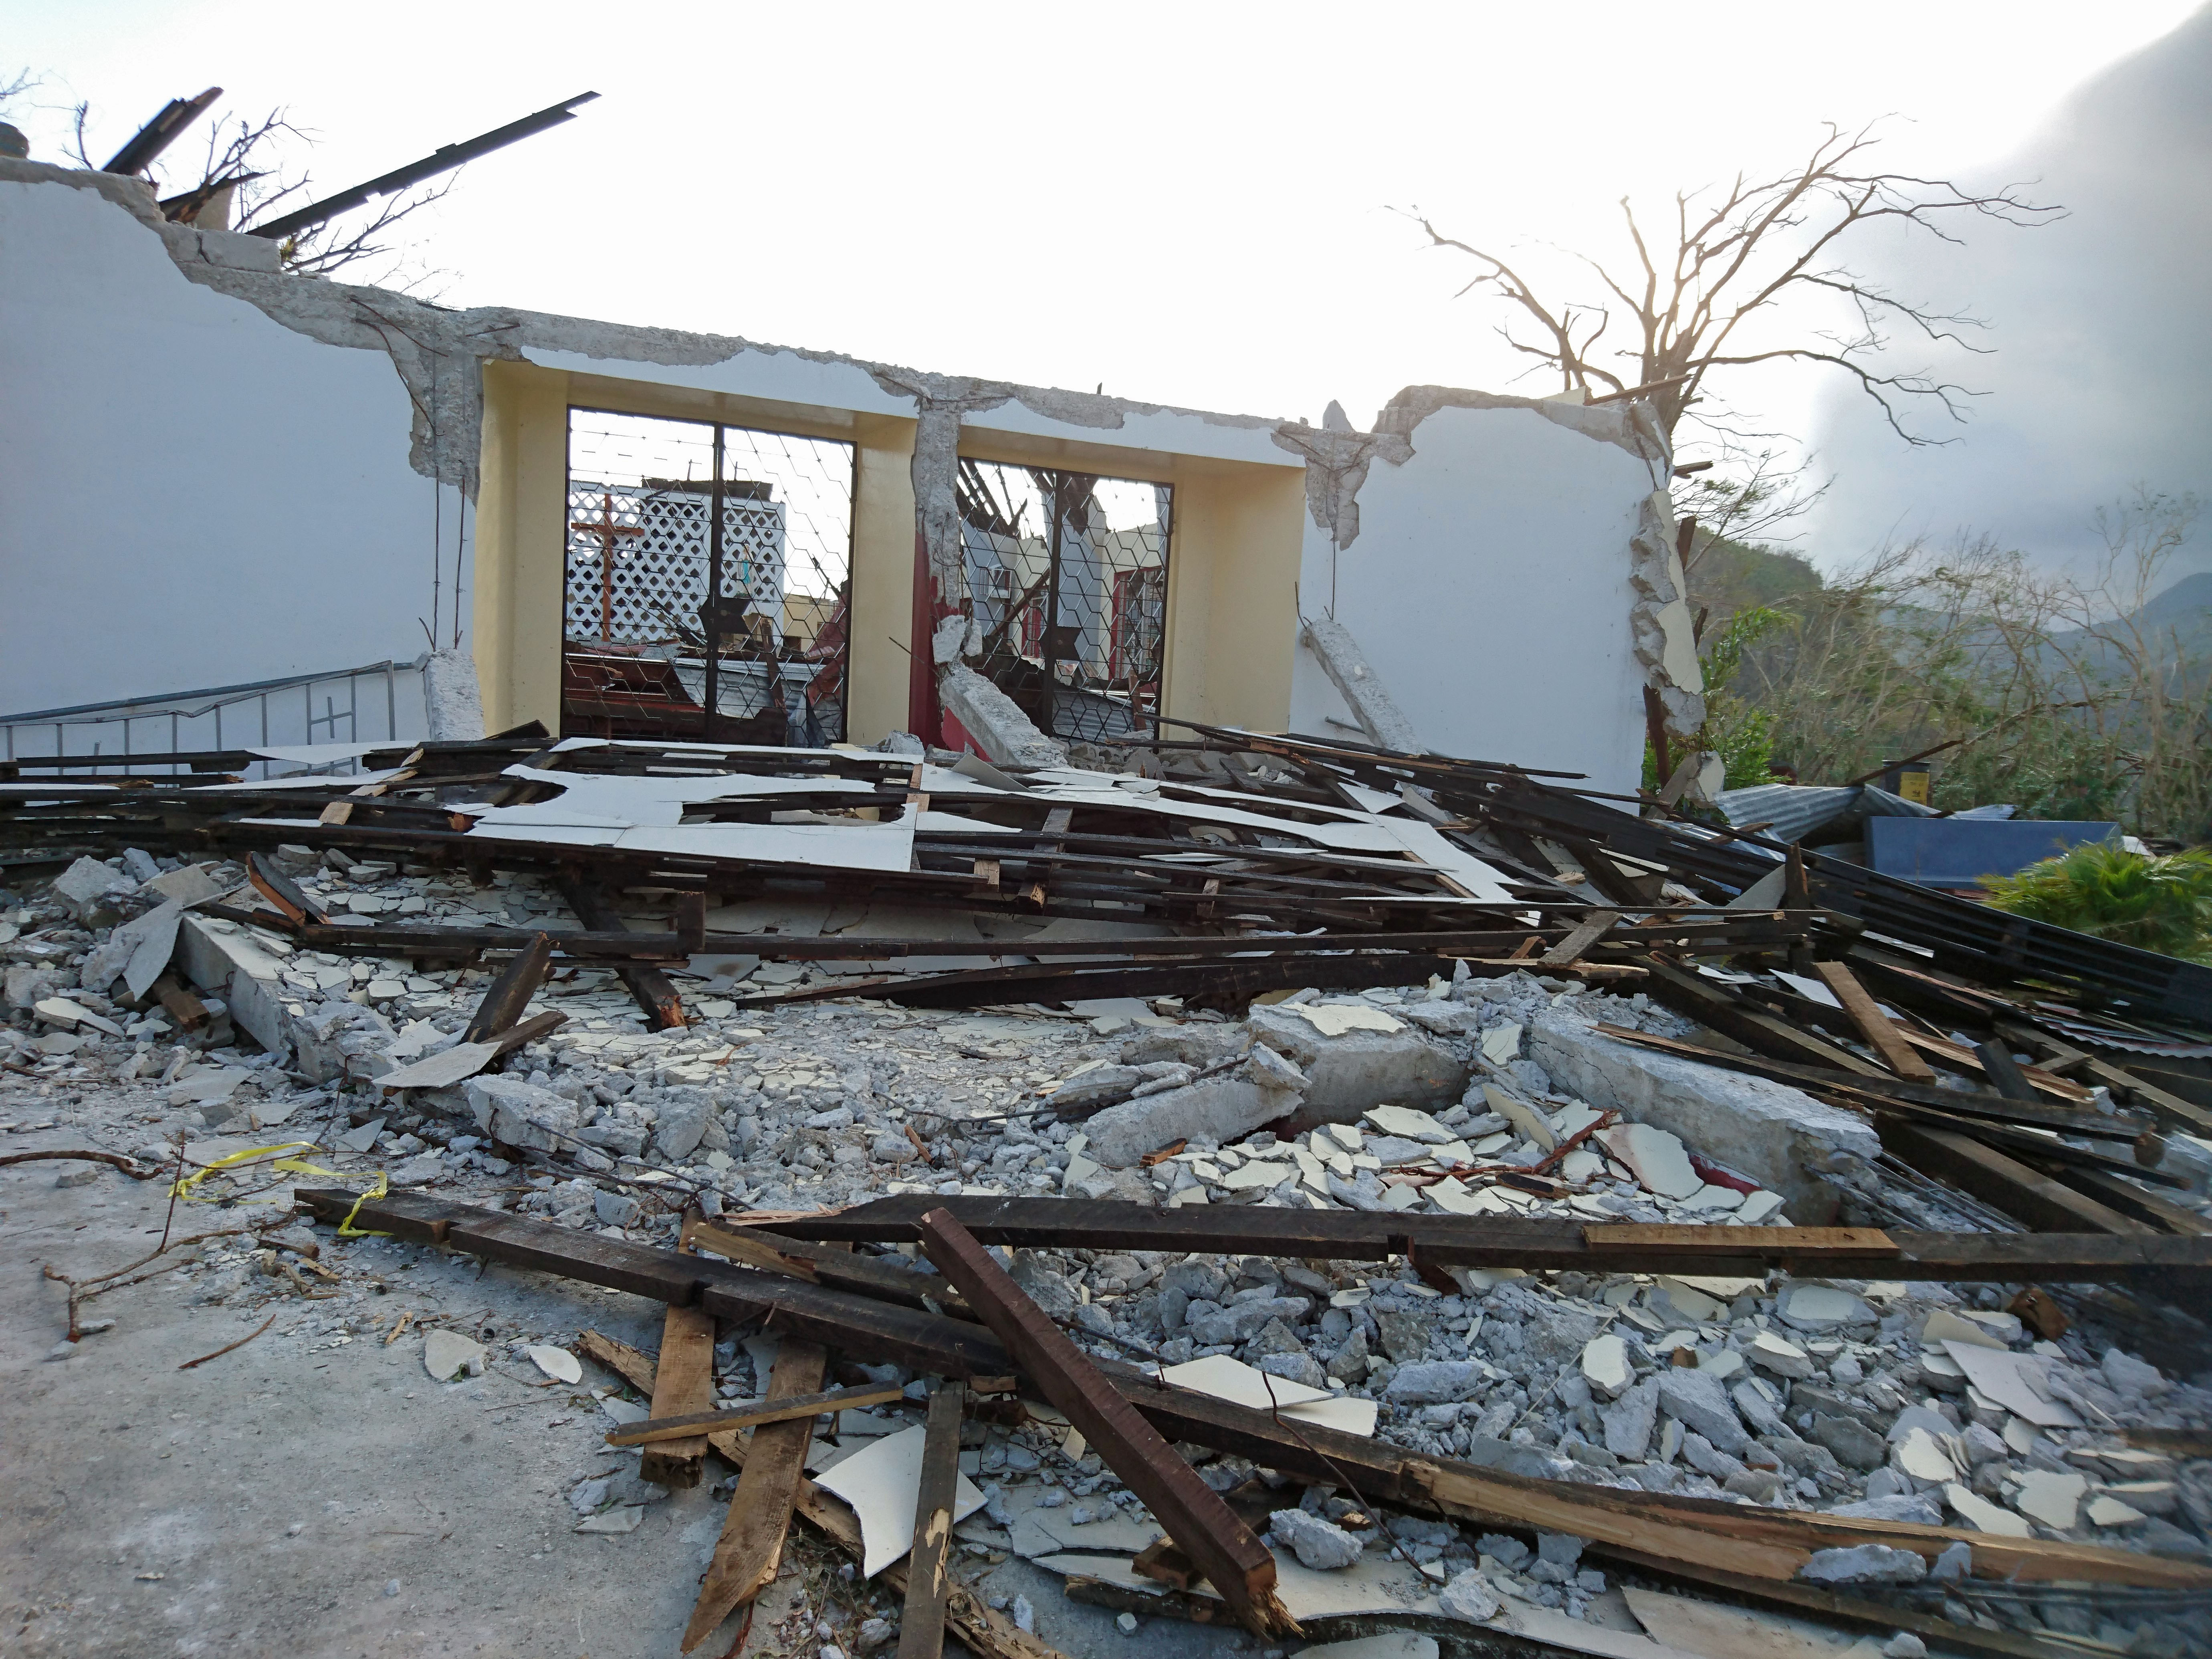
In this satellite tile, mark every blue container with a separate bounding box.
[1865,817,2118,888]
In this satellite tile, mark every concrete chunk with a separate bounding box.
[1530,1008,1878,1221]
[1655,1367,1748,1455]
[1084,1077,1296,1168]
[1800,1545,1927,1586]
[1247,1004,1467,1118]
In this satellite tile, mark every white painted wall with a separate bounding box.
[0,178,444,718]
[1287,405,1654,791]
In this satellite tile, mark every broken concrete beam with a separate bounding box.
[424,649,486,741]
[936,664,1067,769]
[1528,1009,1878,1222]
[1299,615,1421,753]
[1247,1004,1467,1121]
[1084,1076,1296,1169]
[174,912,293,1063]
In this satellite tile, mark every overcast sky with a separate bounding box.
[8,1,2204,583]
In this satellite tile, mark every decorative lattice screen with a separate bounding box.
[564,482,787,645]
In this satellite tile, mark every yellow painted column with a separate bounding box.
[473,361,571,735]
[846,414,918,745]
[1162,465,1307,733]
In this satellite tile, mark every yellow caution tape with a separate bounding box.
[171,1140,391,1236]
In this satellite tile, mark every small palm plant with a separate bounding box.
[1980,842,2212,962]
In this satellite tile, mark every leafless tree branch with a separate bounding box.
[1403,119,2062,447]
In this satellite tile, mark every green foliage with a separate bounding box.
[1980,842,2212,963]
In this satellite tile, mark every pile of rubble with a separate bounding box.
[9,724,2212,1659]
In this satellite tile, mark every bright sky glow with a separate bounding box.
[7,1,2202,568]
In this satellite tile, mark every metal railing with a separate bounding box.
[0,656,432,779]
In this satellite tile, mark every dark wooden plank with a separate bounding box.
[682,1216,972,1318]
[640,1304,717,1487]
[1584,1225,1897,1257]
[1538,909,1617,968]
[1975,1038,2042,1104]
[685,1340,828,1650]
[608,1383,904,1446]
[246,849,329,926]
[755,1193,2212,1288]
[290,1189,2212,1596]
[558,877,688,1029]
[1812,960,1936,1081]
[896,1382,966,1659]
[1877,1120,2153,1236]
[483,1008,567,1060]
[916,1208,1295,1637]
[462,931,553,1041]
[1639,959,1888,1077]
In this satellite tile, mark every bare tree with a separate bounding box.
[1411,123,2061,446]
[63,97,452,289]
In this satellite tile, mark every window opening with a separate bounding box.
[563,408,855,745]
[953,458,1172,744]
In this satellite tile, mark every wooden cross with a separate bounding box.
[570,492,644,640]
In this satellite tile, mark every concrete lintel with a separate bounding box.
[1298,615,1422,753]
[937,664,1067,769]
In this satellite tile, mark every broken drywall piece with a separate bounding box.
[1278,1003,1404,1037]
[812,1421,987,1576]
[1156,1354,1379,1437]
[1940,1343,2082,1428]
[1595,1122,1699,1199]
[373,1040,501,1092]
[424,1330,486,1381]
[1621,1586,1853,1659]
[528,1345,583,1384]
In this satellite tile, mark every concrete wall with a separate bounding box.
[0,169,447,717]
[1284,395,1669,793]
[3,161,1690,776]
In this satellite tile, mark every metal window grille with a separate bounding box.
[564,409,856,745]
[953,458,1172,743]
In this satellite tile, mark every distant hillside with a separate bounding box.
[2054,570,2212,665]
[1685,535,1822,625]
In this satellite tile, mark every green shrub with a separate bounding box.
[1979,842,2212,962]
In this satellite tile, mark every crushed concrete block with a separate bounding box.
[938,665,1068,768]
[1436,1570,1501,1624]
[1084,1077,1296,1168]
[293,1001,400,1084]
[1247,1004,1466,1120]
[1384,1360,1484,1405]
[1655,1367,1748,1455]
[423,649,486,741]
[464,1075,581,1154]
[1530,1008,1877,1221]
[1799,1545,1927,1586]
[1268,1508,1362,1570]
[1047,1065,1142,1114]
[175,914,293,1063]
[1602,1378,1659,1461]
[51,856,136,920]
